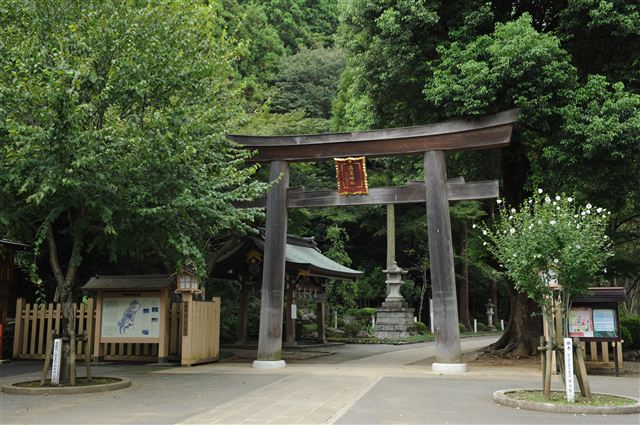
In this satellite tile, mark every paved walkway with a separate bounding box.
[1,336,639,424]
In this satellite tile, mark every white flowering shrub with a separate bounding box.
[483,190,612,341]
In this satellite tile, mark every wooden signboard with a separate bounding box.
[335,157,368,195]
[99,291,163,344]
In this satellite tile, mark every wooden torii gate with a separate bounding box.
[229,109,519,371]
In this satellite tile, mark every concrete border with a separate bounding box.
[252,360,286,369]
[493,389,640,415]
[2,377,131,395]
[432,362,468,373]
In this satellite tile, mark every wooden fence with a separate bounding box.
[181,298,220,366]
[13,298,94,360]
[583,340,623,370]
[12,298,195,362]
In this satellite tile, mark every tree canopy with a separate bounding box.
[0,0,265,289]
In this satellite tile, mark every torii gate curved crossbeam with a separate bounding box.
[228,109,518,162]
[228,109,520,371]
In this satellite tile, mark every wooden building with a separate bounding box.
[211,233,361,345]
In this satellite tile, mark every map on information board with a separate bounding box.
[101,297,161,339]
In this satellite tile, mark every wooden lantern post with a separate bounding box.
[176,269,201,367]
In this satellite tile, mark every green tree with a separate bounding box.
[484,191,611,398]
[337,0,639,355]
[257,0,339,52]
[270,47,347,119]
[543,76,640,210]
[323,225,358,313]
[0,0,265,384]
[450,201,487,331]
[558,0,640,92]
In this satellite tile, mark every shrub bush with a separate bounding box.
[302,323,317,338]
[415,321,428,335]
[621,315,640,349]
[459,323,467,333]
[344,307,375,336]
[476,322,487,332]
[343,322,363,338]
[621,326,633,348]
[346,307,377,320]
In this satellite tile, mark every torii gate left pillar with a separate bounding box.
[252,161,288,369]
[230,109,519,371]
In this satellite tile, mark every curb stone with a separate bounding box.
[493,389,640,415]
[2,377,131,395]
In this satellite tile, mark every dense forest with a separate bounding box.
[1,0,639,355]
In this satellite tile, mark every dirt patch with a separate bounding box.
[511,390,637,406]
[468,350,640,375]
[466,350,540,368]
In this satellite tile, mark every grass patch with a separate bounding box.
[461,331,503,337]
[14,377,121,388]
[510,390,637,406]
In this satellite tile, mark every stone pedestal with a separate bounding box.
[374,262,415,339]
[374,300,415,339]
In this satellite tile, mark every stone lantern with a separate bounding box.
[384,261,406,301]
[374,261,415,339]
[485,299,497,331]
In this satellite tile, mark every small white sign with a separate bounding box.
[564,338,575,402]
[429,298,434,334]
[51,338,62,385]
[291,304,297,320]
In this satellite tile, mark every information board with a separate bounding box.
[592,308,617,338]
[568,307,593,337]
[101,296,161,340]
[568,306,618,339]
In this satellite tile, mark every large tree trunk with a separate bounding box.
[486,133,541,357]
[487,284,541,357]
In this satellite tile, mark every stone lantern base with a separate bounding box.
[374,299,416,339]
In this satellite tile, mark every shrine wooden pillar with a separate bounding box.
[424,151,464,371]
[316,300,326,344]
[237,281,249,344]
[254,161,289,368]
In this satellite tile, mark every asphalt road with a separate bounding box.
[1,336,638,424]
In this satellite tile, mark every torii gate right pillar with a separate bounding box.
[424,150,465,372]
